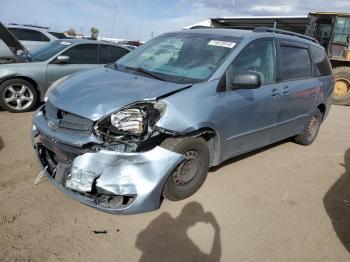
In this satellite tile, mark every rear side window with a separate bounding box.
[62,44,98,64]
[99,45,129,64]
[49,32,67,39]
[17,29,50,42]
[310,45,332,76]
[280,44,312,80]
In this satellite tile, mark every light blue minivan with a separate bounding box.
[32,28,334,214]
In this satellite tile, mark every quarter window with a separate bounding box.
[229,40,276,84]
[99,45,129,64]
[280,45,312,80]
[310,45,332,77]
[62,44,98,64]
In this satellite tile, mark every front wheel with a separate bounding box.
[161,137,210,201]
[294,109,322,145]
[0,78,38,112]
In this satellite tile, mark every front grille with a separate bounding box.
[44,101,94,135]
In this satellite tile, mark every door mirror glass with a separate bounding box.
[231,72,262,90]
[56,55,70,64]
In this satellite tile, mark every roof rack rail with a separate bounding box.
[254,27,318,43]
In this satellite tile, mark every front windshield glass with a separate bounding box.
[333,17,350,44]
[117,32,239,83]
[30,40,72,61]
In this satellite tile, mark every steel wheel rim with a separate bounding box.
[173,150,200,188]
[307,116,319,139]
[3,84,33,110]
[334,78,350,97]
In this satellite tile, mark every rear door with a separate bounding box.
[46,43,100,88]
[275,40,318,140]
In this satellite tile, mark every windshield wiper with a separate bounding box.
[123,66,165,81]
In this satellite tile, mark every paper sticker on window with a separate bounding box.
[208,40,236,48]
[60,41,72,46]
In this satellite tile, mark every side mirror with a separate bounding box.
[230,72,262,90]
[16,49,24,56]
[56,55,70,64]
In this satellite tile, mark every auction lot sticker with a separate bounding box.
[208,40,236,48]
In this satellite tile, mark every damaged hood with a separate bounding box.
[49,67,190,121]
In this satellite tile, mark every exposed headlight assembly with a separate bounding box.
[95,102,166,140]
[110,108,147,135]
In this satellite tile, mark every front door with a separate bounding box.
[46,44,100,89]
[222,39,282,159]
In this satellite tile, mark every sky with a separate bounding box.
[1,0,350,41]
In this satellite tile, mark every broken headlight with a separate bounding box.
[95,102,165,139]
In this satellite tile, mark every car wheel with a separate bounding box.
[161,137,210,201]
[332,67,350,106]
[294,108,322,146]
[0,79,38,112]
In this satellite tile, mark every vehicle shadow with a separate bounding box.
[210,139,289,172]
[0,136,4,151]
[135,202,221,262]
[323,148,350,252]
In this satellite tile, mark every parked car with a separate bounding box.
[32,28,333,214]
[0,24,66,59]
[0,24,130,112]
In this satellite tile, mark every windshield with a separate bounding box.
[117,32,239,83]
[333,17,350,44]
[30,40,72,61]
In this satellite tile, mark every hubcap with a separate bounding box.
[3,84,33,110]
[307,116,319,139]
[173,150,200,187]
[334,78,350,97]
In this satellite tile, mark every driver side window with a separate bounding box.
[229,40,276,85]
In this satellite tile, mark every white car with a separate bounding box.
[0,24,66,59]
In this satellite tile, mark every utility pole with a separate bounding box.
[232,0,235,16]
[111,0,117,39]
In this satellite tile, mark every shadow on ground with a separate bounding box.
[136,202,221,262]
[324,148,350,252]
[0,136,4,151]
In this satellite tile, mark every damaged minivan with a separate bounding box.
[32,28,334,214]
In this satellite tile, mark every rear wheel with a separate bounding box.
[332,67,350,105]
[294,108,322,146]
[161,137,210,201]
[0,78,38,112]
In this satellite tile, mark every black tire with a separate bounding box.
[0,78,38,112]
[161,137,210,201]
[294,109,323,146]
[332,67,350,106]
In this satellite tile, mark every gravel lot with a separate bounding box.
[0,106,349,262]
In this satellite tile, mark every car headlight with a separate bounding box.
[111,108,147,135]
[44,75,69,102]
[95,102,166,139]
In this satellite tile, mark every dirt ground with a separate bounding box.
[0,106,349,262]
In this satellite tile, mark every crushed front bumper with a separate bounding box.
[32,109,185,214]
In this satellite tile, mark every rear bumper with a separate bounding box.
[32,109,185,214]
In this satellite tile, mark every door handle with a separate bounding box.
[271,88,280,98]
[282,86,290,94]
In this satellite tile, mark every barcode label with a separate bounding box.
[208,40,236,48]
